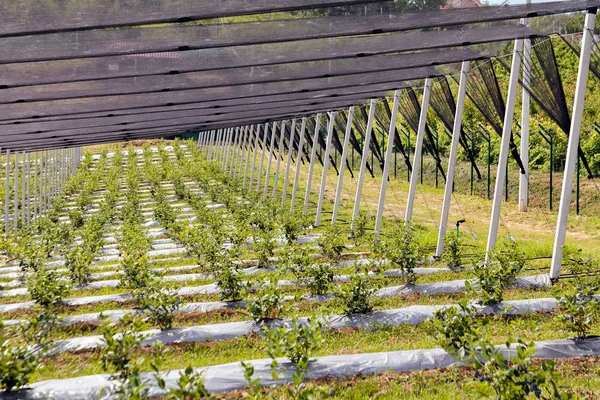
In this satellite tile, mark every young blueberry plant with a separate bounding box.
[299,263,335,296]
[336,267,377,314]
[317,223,347,262]
[470,240,528,305]
[374,222,422,284]
[215,260,248,302]
[443,231,463,271]
[350,210,371,246]
[553,251,600,340]
[247,277,285,321]
[0,323,44,393]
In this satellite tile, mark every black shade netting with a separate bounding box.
[355,103,385,173]
[398,88,447,181]
[333,110,355,178]
[373,97,412,173]
[463,59,525,174]
[429,76,482,179]
[498,37,594,178]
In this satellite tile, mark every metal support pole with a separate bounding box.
[249,124,263,192]
[351,99,377,231]
[375,90,402,238]
[282,119,297,205]
[231,127,242,177]
[264,122,278,198]
[236,126,250,179]
[405,78,434,223]
[550,10,596,279]
[223,128,234,171]
[303,114,323,216]
[332,107,355,224]
[435,61,470,259]
[519,17,532,213]
[243,125,256,189]
[21,152,26,224]
[291,118,307,212]
[272,121,287,198]
[485,38,524,261]
[26,152,31,226]
[4,150,10,231]
[315,112,337,226]
[256,123,270,192]
[13,151,19,229]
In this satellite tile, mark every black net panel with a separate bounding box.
[499,37,594,178]
[429,77,482,179]
[398,87,446,180]
[333,110,355,178]
[373,98,412,173]
[0,0,389,37]
[355,103,385,172]
[463,59,525,173]
[0,48,480,107]
[560,33,600,82]
[0,67,438,123]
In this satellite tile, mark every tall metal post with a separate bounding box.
[405,79,433,223]
[282,119,297,205]
[264,122,279,198]
[4,150,10,231]
[13,151,19,228]
[519,9,532,213]
[26,152,31,226]
[272,121,287,198]
[243,125,256,189]
[315,112,337,226]
[21,152,26,224]
[332,107,355,224]
[34,151,38,220]
[303,114,322,216]
[351,99,377,231]
[223,128,234,171]
[256,123,271,192]
[485,39,524,261]
[249,124,263,192]
[291,118,307,212]
[237,126,250,179]
[374,91,402,238]
[435,62,470,259]
[230,127,242,177]
[550,10,597,279]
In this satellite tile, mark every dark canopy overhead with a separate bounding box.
[0,0,597,151]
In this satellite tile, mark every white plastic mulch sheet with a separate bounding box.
[45,296,559,355]
[13,337,600,399]
[0,274,550,314]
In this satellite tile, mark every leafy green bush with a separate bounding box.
[279,245,311,276]
[98,314,147,378]
[254,230,277,268]
[0,323,43,392]
[134,283,183,330]
[317,224,347,262]
[166,366,209,399]
[470,241,527,305]
[431,304,570,399]
[374,223,422,284]
[298,264,334,296]
[279,211,309,245]
[336,268,376,314]
[247,278,285,321]
[350,210,371,246]
[63,246,94,285]
[27,267,70,310]
[443,231,463,270]
[264,316,324,364]
[553,251,600,339]
[215,262,247,302]
[69,208,85,229]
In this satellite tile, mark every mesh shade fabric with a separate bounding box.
[355,103,385,172]
[0,67,440,122]
[499,37,594,178]
[0,25,529,89]
[429,77,482,179]
[1,0,594,39]
[560,33,600,81]
[0,0,387,37]
[373,99,412,173]
[463,59,525,174]
[398,88,447,181]
[0,92,393,137]
[0,48,481,104]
